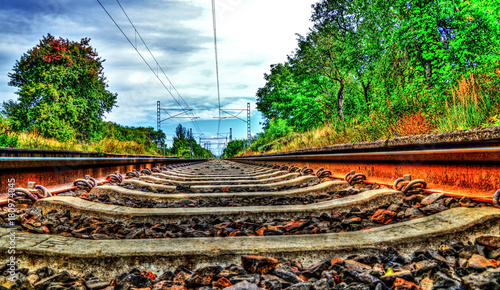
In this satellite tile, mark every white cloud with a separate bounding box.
[0,0,317,154]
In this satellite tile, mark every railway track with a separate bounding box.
[1,128,500,289]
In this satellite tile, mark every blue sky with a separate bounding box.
[0,0,317,154]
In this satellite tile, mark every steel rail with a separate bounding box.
[0,157,206,204]
[234,146,500,202]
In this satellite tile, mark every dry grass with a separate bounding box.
[13,131,160,156]
[392,111,435,136]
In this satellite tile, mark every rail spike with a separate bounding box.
[126,169,140,178]
[394,174,427,195]
[300,167,314,176]
[316,168,332,179]
[12,182,52,204]
[74,175,96,191]
[106,171,123,183]
[344,170,366,185]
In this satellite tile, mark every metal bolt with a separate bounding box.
[349,170,356,175]
[27,182,36,189]
[403,174,412,181]
[115,171,120,175]
[85,175,90,180]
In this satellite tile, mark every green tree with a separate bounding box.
[171,123,213,158]
[256,62,325,132]
[175,123,188,140]
[222,140,243,158]
[3,34,117,141]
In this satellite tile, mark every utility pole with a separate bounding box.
[157,101,161,132]
[229,128,232,142]
[189,128,193,158]
[247,102,251,140]
[216,102,251,142]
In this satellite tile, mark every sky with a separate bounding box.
[0,0,317,155]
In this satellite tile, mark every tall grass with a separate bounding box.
[437,74,488,132]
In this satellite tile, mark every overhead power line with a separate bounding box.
[96,0,203,134]
[211,0,222,136]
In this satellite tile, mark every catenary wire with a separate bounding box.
[114,0,201,134]
[97,0,203,134]
[212,0,222,137]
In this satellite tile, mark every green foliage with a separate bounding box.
[266,119,292,139]
[101,122,165,153]
[0,116,18,147]
[170,124,214,158]
[175,123,188,140]
[253,0,500,151]
[222,140,245,158]
[0,135,19,148]
[3,34,117,141]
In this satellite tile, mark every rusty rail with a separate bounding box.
[0,157,205,203]
[233,128,500,202]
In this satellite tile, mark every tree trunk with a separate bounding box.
[425,60,432,88]
[337,80,345,122]
[361,81,370,114]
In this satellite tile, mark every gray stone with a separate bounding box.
[404,208,425,220]
[11,277,34,290]
[84,279,110,290]
[420,193,445,206]
[35,271,71,290]
[225,280,260,290]
[272,267,303,284]
[285,282,313,290]
[461,268,500,290]
[432,272,461,289]
[387,204,400,212]
[312,279,329,290]
[229,275,260,285]
[263,279,282,290]
[185,265,222,286]
[488,249,500,260]
[420,203,448,215]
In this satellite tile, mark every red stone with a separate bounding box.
[393,278,420,290]
[476,235,500,249]
[283,220,306,232]
[489,259,500,268]
[467,254,493,268]
[241,255,279,274]
[371,209,397,225]
[267,225,281,232]
[255,227,266,236]
[141,270,156,280]
[331,258,343,265]
[214,277,232,288]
